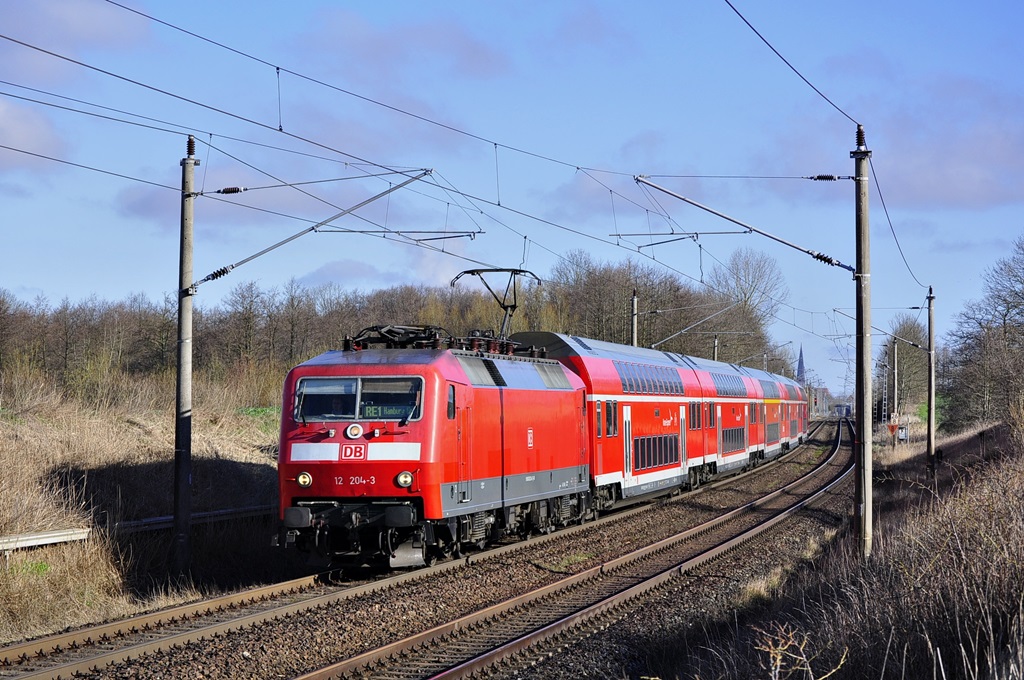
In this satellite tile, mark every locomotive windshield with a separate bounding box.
[294,376,423,422]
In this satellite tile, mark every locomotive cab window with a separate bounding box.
[295,376,424,423]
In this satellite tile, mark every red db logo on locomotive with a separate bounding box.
[341,444,367,460]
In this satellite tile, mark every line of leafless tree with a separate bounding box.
[0,250,800,407]
[845,234,1024,433]
[942,235,1024,431]
[5,233,1017,429]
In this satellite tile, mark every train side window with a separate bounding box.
[708,402,716,428]
[656,367,668,394]
[636,366,647,394]
[447,385,456,419]
[641,365,655,394]
[614,362,629,393]
[689,401,701,430]
[624,365,636,393]
[596,400,603,438]
[606,400,618,437]
[635,365,647,394]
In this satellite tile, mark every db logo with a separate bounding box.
[341,444,367,460]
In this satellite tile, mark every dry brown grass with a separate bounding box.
[0,362,288,645]
[661,420,1024,680]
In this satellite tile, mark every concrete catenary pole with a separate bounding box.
[892,341,898,422]
[852,125,873,559]
[172,135,199,574]
[631,289,638,347]
[928,286,936,473]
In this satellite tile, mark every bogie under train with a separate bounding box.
[277,326,807,568]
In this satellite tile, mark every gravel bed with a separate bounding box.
[499,479,853,679]
[78,443,833,679]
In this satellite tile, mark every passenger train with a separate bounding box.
[276,324,807,567]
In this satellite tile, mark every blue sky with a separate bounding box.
[2,1,1022,395]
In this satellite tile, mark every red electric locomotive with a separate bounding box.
[276,325,591,568]
[277,325,807,568]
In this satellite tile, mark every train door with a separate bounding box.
[745,403,753,450]
[623,404,634,485]
[456,392,472,504]
[716,403,723,454]
[678,404,687,465]
[702,401,711,458]
[577,394,587,485]
[761,402,767,441]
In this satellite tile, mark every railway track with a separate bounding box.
[0,421,840,680]
[0,572,331,680]
[294,421,851,679]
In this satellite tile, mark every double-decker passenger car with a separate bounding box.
[509,332,807,510]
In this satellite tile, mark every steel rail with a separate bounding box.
[293,421,848,679]
[445,421,851,678]
[0,421,832,679]
[0,572,323,677]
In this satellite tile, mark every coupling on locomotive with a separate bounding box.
[276,323,807,568]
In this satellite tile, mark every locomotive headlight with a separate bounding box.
[395,470,414,488]
[345,423,364,439]
[296,471,313,488]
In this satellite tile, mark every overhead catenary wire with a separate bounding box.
[0,75,504,272]
[192,170,433,290]
[0,32,406,176]
[636,176,855,273]
[721,0,859,126]
[3,9,881,386]
[0,142,176,190]
[720,0,925,295]
[870,157,927,289]
[0,25,839,311]
[0,79,842,363]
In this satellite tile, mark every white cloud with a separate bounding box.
[0,0,148,83]
[0,100,67,173]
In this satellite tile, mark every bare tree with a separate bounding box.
[944,235,1024,428]
[706,247,789,325]
[875,314,929,420]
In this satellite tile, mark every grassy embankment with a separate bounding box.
[648,416,1024,679]
[0,361,298,644]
